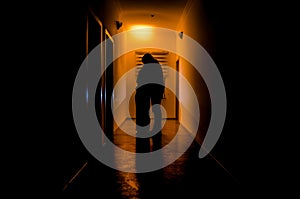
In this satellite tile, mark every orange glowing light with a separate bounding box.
[129,25,154,41]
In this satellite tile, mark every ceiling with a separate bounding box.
[117,0,189,30]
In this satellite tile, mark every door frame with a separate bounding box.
[104,29,114,140]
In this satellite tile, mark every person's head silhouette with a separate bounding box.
[142,53,158,64]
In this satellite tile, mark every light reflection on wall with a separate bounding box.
[129,25,154,41]
[86,85,89,104]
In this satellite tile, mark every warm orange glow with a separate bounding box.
[129,25,153,30]
[129,25,154,41]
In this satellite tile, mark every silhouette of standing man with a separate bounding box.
[135,53,165,152]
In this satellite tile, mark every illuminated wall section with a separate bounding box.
[176,0,211,143]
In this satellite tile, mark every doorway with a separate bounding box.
[104,29,114,140]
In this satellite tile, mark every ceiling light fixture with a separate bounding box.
[116,20,123,30]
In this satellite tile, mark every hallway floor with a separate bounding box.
[62,120,240,197]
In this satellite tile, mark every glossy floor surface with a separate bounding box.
[62,120,240,197]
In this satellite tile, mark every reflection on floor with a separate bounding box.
[113,119,195,197]
[63,120,240,198]
[114,118,177,153]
